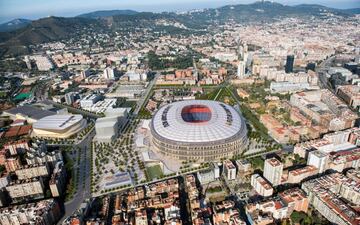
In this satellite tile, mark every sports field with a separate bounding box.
[14,92,32,100]
[146,165,163,180]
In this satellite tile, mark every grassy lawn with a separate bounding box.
[215,87,236,105]
[14,92,31,100]
[248,156,265,171]
[196,86,236,106]
[207,186,223,193]
[228,85,270,140]
[146,165,164,180]
[196,88,218,100]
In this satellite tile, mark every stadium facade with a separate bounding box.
[150,100,248,161]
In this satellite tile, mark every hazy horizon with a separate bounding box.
[0,0,359,24]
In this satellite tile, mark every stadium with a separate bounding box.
[32,114,87,138]
[150,100,248,161]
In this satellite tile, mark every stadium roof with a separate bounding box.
[151,100,245,143]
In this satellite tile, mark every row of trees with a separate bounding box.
[91,119,143,193]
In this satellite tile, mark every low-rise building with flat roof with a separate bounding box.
[287,165,318,184]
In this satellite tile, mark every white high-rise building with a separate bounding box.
[223,160,236,180]
[263,158,283,186]
[237,41,248,79]
[307,150,328,173]
[103,67,115,80]
[237,61,246,78]
[141,73,147,81]
[354,48,360,63]
[242,42,248,64]
[213,163,220,179]
[355,55,360,64]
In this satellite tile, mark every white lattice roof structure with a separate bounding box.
[151,100,246,143]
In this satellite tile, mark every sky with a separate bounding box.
[0,0,359,23]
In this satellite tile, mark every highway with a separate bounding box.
[59,129,95,224]
[59,72,158,221]
[133,72,160,115]
[58,72,160,222]
[317,55,336,92]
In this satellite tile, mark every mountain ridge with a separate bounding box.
[0,18,32,32]
[77,9,139,19]
[0,1,359,58]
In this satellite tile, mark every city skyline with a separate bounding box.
[0,0,359,223]
[0,0,359,23]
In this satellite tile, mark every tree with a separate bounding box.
[290,211,312,225]
[0,165,5,174]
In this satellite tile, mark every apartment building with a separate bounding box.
[302,173,360,225]
[15,164,49,180]
[5,177,45,202]
[251,174,274,197]
[0,199,61,225]
[223,160,236,181]
[263,158,283,186]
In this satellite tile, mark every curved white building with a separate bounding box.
[32,115,87,138]
[150,100,248,161]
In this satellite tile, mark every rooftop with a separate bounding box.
[33,114,83,131]
[151,100,246,143]
[253,174,273,190]
[266,158,282,167]
[289,165,318,176]
[4,105,56,121]
[223,160,236,169]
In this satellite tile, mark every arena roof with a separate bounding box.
[4,105,56,120]
[33,114,84,131]
[151,100,245,143]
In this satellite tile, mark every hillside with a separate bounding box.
[342,8,360,14]
[0,1,358,58]
[174,2,354,24]
[0,19,32,32]
[0,16,104,57]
